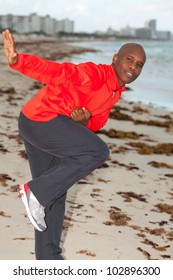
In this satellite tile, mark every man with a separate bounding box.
[2,29,146,259]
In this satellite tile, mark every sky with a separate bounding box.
[0,0,173,33]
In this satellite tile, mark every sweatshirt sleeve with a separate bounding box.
[9,53,80,85]
[86,108,112,132]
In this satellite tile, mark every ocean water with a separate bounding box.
[67,40,173,112]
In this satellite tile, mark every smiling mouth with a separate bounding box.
[126,71,133,78]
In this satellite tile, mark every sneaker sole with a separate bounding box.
[18,184,44,232]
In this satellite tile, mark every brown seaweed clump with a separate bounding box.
[127,142,173,155]
[99,128,144,139]
[0,173,14,186]
[109,107,173,129]
[109,209,131,226]
[155,204,173,218]
[76,250,96,257]
[0,144,8,153]
[8,134,23,145]
[148,161,173,169]
[117,191,147,202]
[109,110,134,122]
[132,106,149,114]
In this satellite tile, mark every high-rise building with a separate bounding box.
[146,19,157,39]
[0,13,74,35]
[148,19,157,32]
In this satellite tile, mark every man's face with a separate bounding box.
[112,45,146,86]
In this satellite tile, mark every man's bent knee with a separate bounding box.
[97,141,110,162]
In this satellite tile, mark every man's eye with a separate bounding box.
[137,63,143,68]
[127,57,132,62]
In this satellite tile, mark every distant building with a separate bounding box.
[0,13,74,35]
[106,18,172,40]
[156,30,171,40]
[120,25,136,37]
[136,28,152,39]
[148,19,157,31]
[120,19,172,40]
[105,27,119,37]
[145,19,157,39]
[59,18,74,33]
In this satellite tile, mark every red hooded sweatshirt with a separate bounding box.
[10,54,125,132]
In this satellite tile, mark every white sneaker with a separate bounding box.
[18,184,47,231]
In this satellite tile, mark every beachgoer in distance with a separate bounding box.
[2,29,146,259]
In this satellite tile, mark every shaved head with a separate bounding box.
[112,43,146,86]
[118,43,146,63]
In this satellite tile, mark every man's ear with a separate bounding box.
[112,54,118,64]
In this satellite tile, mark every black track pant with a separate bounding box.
[18,112,109,259]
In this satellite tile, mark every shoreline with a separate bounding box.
[0,40,173,260]
[0,36,98,61]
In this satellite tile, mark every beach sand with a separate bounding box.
[0,37,173,260]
